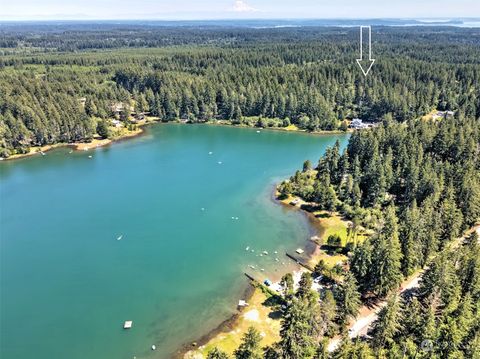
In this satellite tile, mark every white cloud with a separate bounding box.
[232,0,257,13]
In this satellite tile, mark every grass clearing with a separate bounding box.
[187,287,282,358]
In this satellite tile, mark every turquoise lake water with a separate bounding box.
[0,124,348,359]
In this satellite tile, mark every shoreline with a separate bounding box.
[180,189,329,359]
[175,284,257,359]
[1,119,350,162]
[1,126,146,162]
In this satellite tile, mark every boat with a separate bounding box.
[151,345,156,350]
[245,246,250,251]
[262,251,269,255]
[117,235,123,241]
[123,321,133,329]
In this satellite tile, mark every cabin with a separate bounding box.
[110,119,122,128]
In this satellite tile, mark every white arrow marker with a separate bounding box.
[356,26,375,76]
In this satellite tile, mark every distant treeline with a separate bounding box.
[1,26,480,157]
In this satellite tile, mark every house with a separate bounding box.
[350,118,369,129]
[432,110,455,120]
[111,119,122,128]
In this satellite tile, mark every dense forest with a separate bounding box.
[1,25,480,157]
[208,112,480,358]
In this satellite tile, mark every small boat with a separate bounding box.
[123,321,133,329]
[274,251,278,254]
[117,235,123,241]
[256,130,261,133]
[88,155,93,159]
[248,265,255,269]
[263,251,269,255]
[201,208,205,211]
[218,161,223,165]
[40,151,45,156]
[208,152,213,155]
[245,246,250,251]
[151,345,156,350]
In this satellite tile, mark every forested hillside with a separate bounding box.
[267,114,480,357]
[1,25,479,157]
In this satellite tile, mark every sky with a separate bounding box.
[1,0,479,21]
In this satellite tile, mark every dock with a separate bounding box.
[285,253,314,272]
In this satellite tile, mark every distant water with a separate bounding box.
[0,124,348,359]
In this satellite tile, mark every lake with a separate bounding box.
[0,124,348,359]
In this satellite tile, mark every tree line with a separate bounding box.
[1,26,480,157]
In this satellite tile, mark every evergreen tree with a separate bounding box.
[369,205,403,297]
[369,294,402,351]
[234,327,263,359]
[335,273,361,329]
[207,347,230,359]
